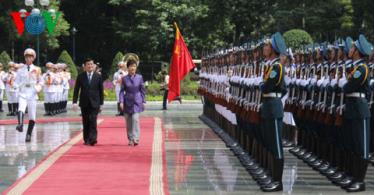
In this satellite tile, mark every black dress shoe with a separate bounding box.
[344,181,365,192]
[254,173,268,180]
[90,140,97,146]
[296,149,307,157]
[243,160,257,167]
[328,172,344,181]
[261,181,283,192]
[257,177,272,186]
[16,125,23,132]
[240,156,253,163]
[246,163,260,171]
[316,162,330,172]
[250,168,264,175]
[302,152,313,161]
[322,167,337,176]
[334,176,353,187]
[84,142,89,145]
[305,155,318,163]
[310,159,323,167]
[25,134,31,142]
[289,146,301,153]
[284,141,293,147]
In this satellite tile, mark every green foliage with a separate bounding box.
[0,51,12,71]
[57,50,78,79]
[146,82,163,97]
[283,29,313,50]
[181,81,199,96]
[108,52,124,80]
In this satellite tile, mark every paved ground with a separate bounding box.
[0,101,373,194]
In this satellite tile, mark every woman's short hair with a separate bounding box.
[127,59,137,68]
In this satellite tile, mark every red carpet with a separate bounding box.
[4,117,169,195]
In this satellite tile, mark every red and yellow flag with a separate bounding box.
[168,22,195,102]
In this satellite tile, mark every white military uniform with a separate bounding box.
[0,70,5,112]
[42,70,57,104]
[4,70,18,103]
[62,71,71,102]
[113,69,127,102]
[0,70,5,101]
[55,70,64,111]
[14,64,42,120]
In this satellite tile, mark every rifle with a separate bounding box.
[334,67,346,126]
[318,64,329,123]
[297,65,307,118]
[285,65,294,112]
[250,60,264,124]
[324,64,338,125]
[304,64,316,119]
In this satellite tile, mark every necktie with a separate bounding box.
[27,66,30,71]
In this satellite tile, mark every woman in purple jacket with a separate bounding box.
[119,59,146,146]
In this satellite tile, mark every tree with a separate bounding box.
[283,29,313,50]
[108,52,124,80]
[57,50,78,79]
[0,51,12,71]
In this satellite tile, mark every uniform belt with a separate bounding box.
[346,92,366,98]
[263,93,282,98]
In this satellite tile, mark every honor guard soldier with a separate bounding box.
[55,63,64,114]
[4,62,19,116]
[42,62,56,116]
[257,32,286,192]
[367,49,373,163]
[337,35,372,192]
[62,63,71,113]
[113,61,127,116]
[0,63,5,112]
[14,48,43,142]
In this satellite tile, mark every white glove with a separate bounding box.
[254,77,262,86]
[284,76,291,86]
[301,79,308,87]
[317,78,324,87]
[291,77,296,85]
[330,79,337,87]
[34,85,42,92]
[338,77,347,88]
[322,78,330,87]
[310,78,317,86]
[249,78,254,86]
[296,79,301,86]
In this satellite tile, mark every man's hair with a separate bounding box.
[84,58,94,65]
[127,59,137,67]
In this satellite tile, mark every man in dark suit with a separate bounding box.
[73,58,104,146]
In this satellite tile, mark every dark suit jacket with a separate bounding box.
[73,72,104,108]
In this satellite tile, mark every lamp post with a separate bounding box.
[71,27,77,63]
